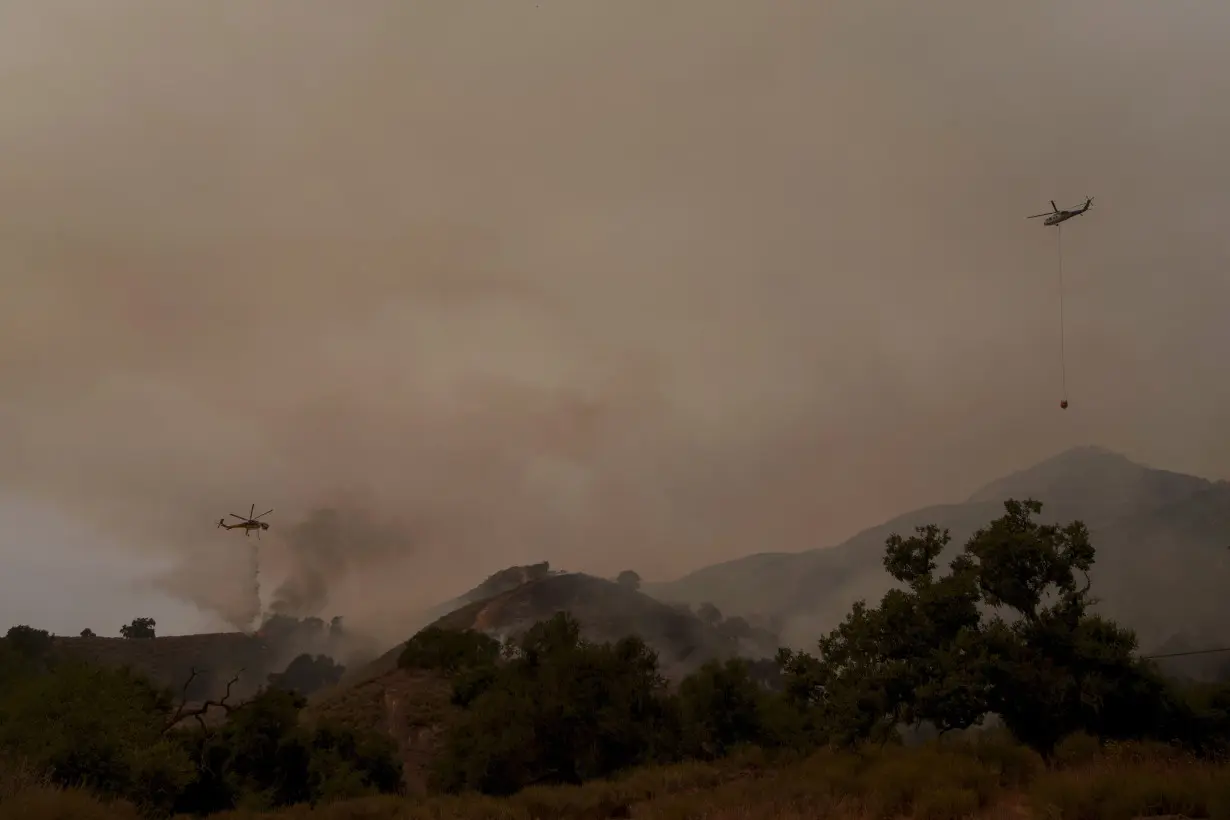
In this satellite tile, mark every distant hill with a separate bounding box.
[646,446,1230,656]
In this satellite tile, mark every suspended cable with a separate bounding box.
[1026,199,1092,410]
[1057,224,1069,409]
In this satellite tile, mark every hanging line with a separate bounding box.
[1057,223,1068,403]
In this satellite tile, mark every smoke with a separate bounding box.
[3,1,1230,643]
[268,506,415,619]
[248,541,262,633]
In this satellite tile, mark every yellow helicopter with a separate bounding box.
[217,504,273,539]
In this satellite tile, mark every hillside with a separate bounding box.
[647,446,1230,654]
[346,572,761,689]
[408,561,559,633]
[304,667,455,795]
[435,572,749,674]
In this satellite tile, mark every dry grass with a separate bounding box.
[8,734,1230,820]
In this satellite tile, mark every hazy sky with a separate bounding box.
[3,1,1229,640]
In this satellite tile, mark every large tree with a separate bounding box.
[784,498,1187,755]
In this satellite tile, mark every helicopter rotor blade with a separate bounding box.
[253,509,273,520]
[1027,213,1050,219]
[249,503,255,520]
[229,513,248,521]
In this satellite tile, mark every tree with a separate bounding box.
[267,654,345,697]
[120,617,156,640]
[171,680,402,814]
[432,612,678,795]
[717,615,753,642]
[967,500,1181,755]
[5,625,55,660]
[616,570,642,591]
[696,602,723,626]
[678,659,767,758]
[0,626,55,688]
[0,659,194,814]
[781,522,989,746]
[80,628,96,638]
[780,499,1186,756]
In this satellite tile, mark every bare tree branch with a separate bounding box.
[161,668,247,734]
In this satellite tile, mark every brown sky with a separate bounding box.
[3,1,1229,639]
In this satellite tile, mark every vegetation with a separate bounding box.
[265,654,345,697]
[121,618,157,640]
[0,623,402,816]
[5,498,1230,818]
[397,626,502,678]
[615,570,641,591]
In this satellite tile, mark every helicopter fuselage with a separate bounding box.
[1044,210,1084,226]
[219,519,269,533]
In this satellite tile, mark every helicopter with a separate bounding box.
[217,504,273,539]
[1028,197,1094,227]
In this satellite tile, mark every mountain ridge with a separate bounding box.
[645,445,1230,653]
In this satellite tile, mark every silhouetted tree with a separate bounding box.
[268,654,345,696]
[696,602,722,626]
[120,617,156,639]
[717,615,753,642]
[5,625,54,660]
[172,686,401,814]
[432,613,678,795]
[80,628,96,638]
[780,498,1189,756]
[616,570,642,591]
[678,659,766,758]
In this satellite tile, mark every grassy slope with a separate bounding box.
[9,734,1230,820]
